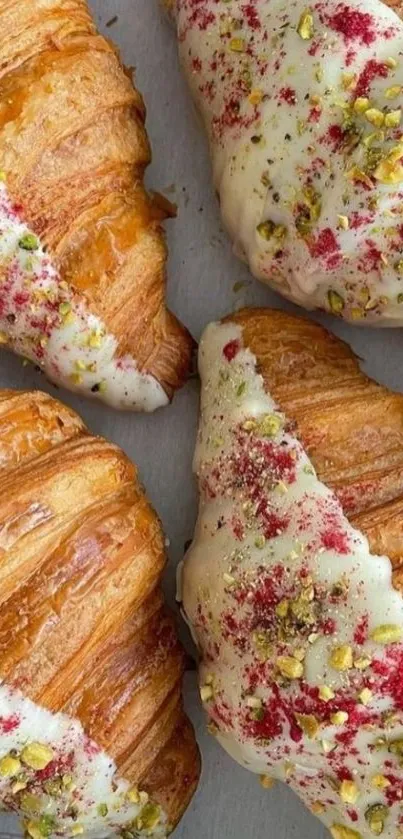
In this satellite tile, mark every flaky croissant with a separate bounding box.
[168,0,403,325]
[183,308,403,839]
[0,389,199,837]
[0,0,193,410]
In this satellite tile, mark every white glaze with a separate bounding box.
[0,181,168,411]
[172,0,403,324]
[183,320,403,839]
[0,681,167,838]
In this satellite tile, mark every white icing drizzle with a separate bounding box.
[0,181,168,411]
[183,320,403,839]
[173,0,403,324]
[0,681,168,839]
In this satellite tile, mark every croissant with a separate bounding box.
[168,0,403,325]
[183,307,403,839]
[0,389,200,837]
[0,0,193,410]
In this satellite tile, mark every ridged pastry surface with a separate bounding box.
[0,389,199,836]
[0,0,193,409]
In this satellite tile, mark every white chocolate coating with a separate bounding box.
[0,681,167,838]
[183,320,403,839]
[172,0,403,324]
[0,181,168,411]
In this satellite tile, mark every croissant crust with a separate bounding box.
[0,388,200,827]
[0,0,193,402]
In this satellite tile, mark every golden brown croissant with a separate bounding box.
[0,389,199,837]
[0,0,193,410]
[183,308,403,839]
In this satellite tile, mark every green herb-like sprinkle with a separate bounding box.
[19,233,39,251]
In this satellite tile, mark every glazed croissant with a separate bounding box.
[0,389,199,837]
[0,0,193,410]
[183,308,403,839]
[168,0,403,325]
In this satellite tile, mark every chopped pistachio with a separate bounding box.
[385,57,398,68]
[254,535,266,549]
[346,165,374,188]
[295,713,320,738]
[327,289,345,314]
[354,97,370,113]
[372,775,391,790]
[354,655,372,670]
[229,37,245,52]
[319,685,335,702]
[337,214,349,230]
[260,774,275,789]
[136,803,161,831]
[200,684,214,702]
[276,655,304,679]
[242,419,257,432]
[359,688,373,705]
[276,599,290,618]
[341,72,356,90]
[70,372,83,386]
[329,644,353,671]
[365,804,388,835]
[19,233,39,251]
[385,109,401,128]
[330,825,363,839]
[388,737,403,756]
[0,755,21,777]
[25,823,43,839]
[12,779,27,794]
[366,146,384,172]
[311,801,325,815]
[385,84,402,98]
[21,743,54,771]
[257,220,275,240]
[365,108,385,127]
[38,816,56,838]
[340,780,359,804]
[71,827,84,836]
[398,293,403,304]
[20,793,43,814]
[374,144,403,184]
[259,413,282,437]
[88,329,103,349]
[297,9,314,39]
[370,624,402,643]
[284,761,295,778]
[249,88,263,105]
[58,302,71,317]
[331,711,349,725]
[363,131,385,148]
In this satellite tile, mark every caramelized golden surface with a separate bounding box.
[0,389,199,826]
[227,309,403,590]
[0,0,192,397]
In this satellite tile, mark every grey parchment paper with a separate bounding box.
[0,1,402,837]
